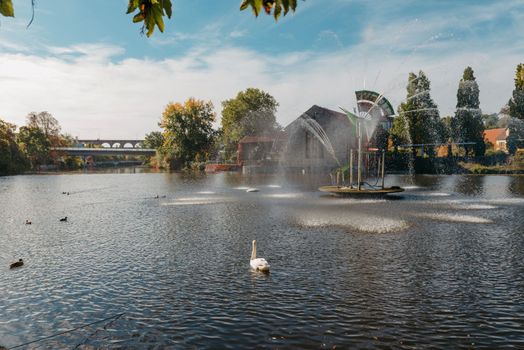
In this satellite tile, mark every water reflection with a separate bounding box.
[0,173,523,348]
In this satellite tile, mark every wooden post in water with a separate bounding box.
[349,149,353,188]
[381,150,386,189]
[357,122,362,191]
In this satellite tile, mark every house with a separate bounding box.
[484,128,509,152]
[281,105,355,171]
[237,135,285,165]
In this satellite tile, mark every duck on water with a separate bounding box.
[10,259,24,269]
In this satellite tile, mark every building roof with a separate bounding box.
[284,105,350,131]
[484,128,507,144]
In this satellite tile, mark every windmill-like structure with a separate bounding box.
[319,90,404,197]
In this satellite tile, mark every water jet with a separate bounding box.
[319,90,404,198]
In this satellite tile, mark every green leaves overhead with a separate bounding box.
[240,0,300,20]
[0,0,14,17]
[127,0,173,37]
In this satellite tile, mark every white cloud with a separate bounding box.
[0,41,521,139]
[1,0,523,138]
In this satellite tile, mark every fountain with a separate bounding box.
[318,90,405,197]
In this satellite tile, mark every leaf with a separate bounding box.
[273,5,281,20]
[152,4,164,32]
[126,0,139,14]
[239,0,300,19]
[145,13,156,37]
[132,13,144,23]
[162,0,172,18]
[239,0,250,11]
[252,0,263,17]
[0,0,14,17]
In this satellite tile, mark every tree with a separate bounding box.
[507,63,524,154]
[0,118,28,175]
[482,113,499,129]
[26,111,61,139]
[159,98,215,169]
[143,131,164,149]
[389,114,409,153]
[1,0,300,37]
[142,131,164,166]
[17,125,50,168]
[18,111,64,168]
[452,67,485,156]
[397,71,442,157]
[221,88,280,160]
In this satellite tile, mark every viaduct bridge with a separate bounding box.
[51,139,156,156]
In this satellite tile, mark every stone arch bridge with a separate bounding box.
[77,139,144,148]
[51,139,156,156]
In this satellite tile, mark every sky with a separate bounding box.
[0,0,523,139]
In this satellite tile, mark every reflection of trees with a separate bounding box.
[508,177,524,196]
[453,175,484,196]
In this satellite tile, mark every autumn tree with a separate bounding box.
[159,98,215,170]
[18,111,66,168]
[221,88,280,160]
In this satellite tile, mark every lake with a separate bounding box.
[1,172,524,349]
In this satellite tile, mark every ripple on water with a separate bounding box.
[264,193,304,199]
[415,212,493,224]
[295,211,408,233]
[162,196,233,206]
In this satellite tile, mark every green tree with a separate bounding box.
[159,98,215,170]
[397,71,442,157]
[143,131,164,149]
[221,88,280,160]
[440,116,453,157]
[507,63,524,154]
[389,114,409,153]
[1,0,300,37]
[18,125,50,168]
[0,118,28,175]
[452,67,485,156]
[482,113,499,129]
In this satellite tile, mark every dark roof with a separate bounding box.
[285,105,351,130]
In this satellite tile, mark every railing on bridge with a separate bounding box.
[50,147,156,156]
[76,139,145,149]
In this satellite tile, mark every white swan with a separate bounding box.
[250,240,270,272]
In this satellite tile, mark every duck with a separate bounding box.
[59,216,67,222]
[250,240,270,272]
[25,219,32,225]
[10,259,24,269]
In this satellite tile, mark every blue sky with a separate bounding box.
[0,0,523,138]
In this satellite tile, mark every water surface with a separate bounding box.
[1,173,523,349]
